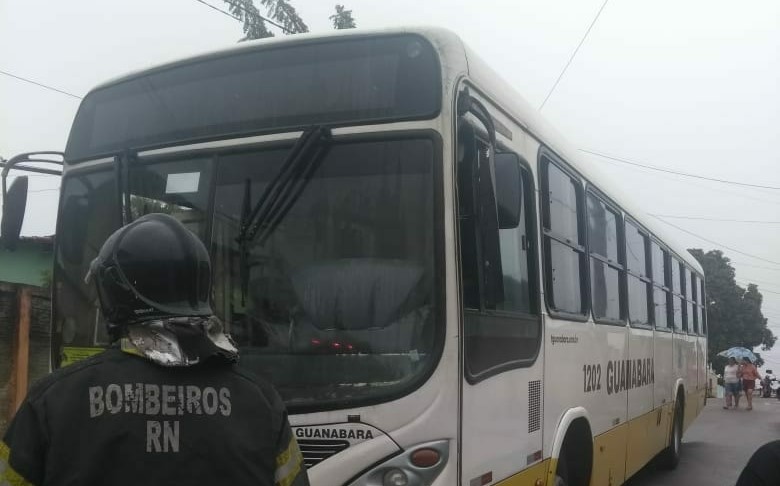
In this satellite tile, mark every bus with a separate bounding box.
[2,27,708,486]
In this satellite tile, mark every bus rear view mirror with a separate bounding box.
[1,176,29,250]
[495,152,522,230]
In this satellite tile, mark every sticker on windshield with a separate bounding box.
[165,172,200,194]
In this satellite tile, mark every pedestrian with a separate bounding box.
[740,357,762,411]
[0,213,309,486]
[723,356,741,409]
[735,440,780,485]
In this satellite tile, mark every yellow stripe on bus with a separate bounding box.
[683,388,706,432]
[487,391,704,486]
[624,403,673,479]
[494,458,550,485]
[591,422,629,486]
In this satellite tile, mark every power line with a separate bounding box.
[595,155,780,208]
[582,149,780,190]
[194,0,241,20]
[0,70,82,99]
[193,0,293,34]
[736,280,780,296]
[539,0,610,111]
[651,214,780,224]
[732,261,780,272]
[651,216,780,266]
[737,277,780,289]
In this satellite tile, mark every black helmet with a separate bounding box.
[87,213,213,336]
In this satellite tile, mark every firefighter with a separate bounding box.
[0,213,309,486]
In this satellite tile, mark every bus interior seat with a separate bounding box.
[290,258,426,331]
[239,259,433,388]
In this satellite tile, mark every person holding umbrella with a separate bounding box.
[723,357,741,409]
[740,357,762,410]
[718,347,759,410]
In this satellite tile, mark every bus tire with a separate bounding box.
[554,449,570,486]
[661,395,683,469]
[555,419,592,486]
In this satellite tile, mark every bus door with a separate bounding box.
[455,103,543,485]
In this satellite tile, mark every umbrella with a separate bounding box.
[717,347,757,362]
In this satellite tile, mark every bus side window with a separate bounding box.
[541,156,587,317]
[700,278,707,335]
[625,220,651,327]
[457,122,540,379]
[496,161,533,315]
[586,192,624,323]
[457,124,481,310]
[650,242,669,330]
[670,258,684,332]
[690,272,699,334]
[458,127,535,314]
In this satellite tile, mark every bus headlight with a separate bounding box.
[383,469,409,486]
[348,440,449,486]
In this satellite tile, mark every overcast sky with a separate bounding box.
[1,0,779,368]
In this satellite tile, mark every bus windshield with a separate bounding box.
[54,135,442,411]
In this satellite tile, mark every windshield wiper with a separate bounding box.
[236,126,332,245]
[236,126,332,301]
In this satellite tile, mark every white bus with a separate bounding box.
[4,27,707,486]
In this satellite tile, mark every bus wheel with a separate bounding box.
[554,450,570,486]
[555,420,591,486]
[661,398,683,469]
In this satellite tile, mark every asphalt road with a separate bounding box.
[625,396,780,486]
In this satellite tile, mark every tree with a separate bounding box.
[689,249,776,372]
[225,0,308,39]
[330,5,356,29]
[223,0,355,40]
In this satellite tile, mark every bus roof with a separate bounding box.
[85,26,703,275]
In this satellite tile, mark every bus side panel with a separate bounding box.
[591,423,628,486]
[673,332,687,391]
[625,327,655,478]
[542,316,628,483]
[461,368,544,485]
[686,333,698,397]
[652,330,674,452]
[697,335,707,411]
[673,331,691,427]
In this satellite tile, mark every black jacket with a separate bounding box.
[735,440,780,486]
[0,348,309,486]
